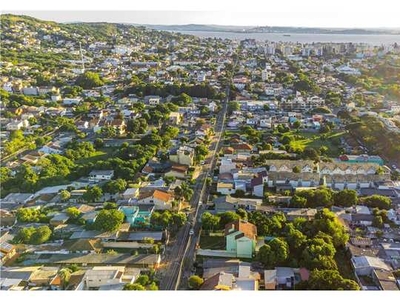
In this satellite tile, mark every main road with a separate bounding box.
[159,89,229,290]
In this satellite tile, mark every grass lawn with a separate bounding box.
[199,235,225,250]
[76,148,115,164]
[287,131,346,156]
[334,248,357,281]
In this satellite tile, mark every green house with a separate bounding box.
[225,220,257,258]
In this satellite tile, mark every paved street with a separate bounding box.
[159,86,229,290]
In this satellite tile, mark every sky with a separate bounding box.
[2,0,400,28]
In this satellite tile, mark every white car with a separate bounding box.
[189,229,194,235]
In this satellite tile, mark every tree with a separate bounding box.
[228,101,240,113]
[16,207,41,223]
[285,224,307,254]
[300,237,337,270]
[362,195,391,210]
[172,212,187,229]
[135,275,149,286]
[171,93,192,106]
[65,207,81,219]
[333,190,358,207]
[75,72,104,89]
[236,208,248,221]
[103,179,127,194]
[14,227,35,244]
[30,226,52,244]
[94,209,124,232]
[123,283,146,290]
[292,166,301,173]
[188,275,204,290]
[301,148,320,161]
[305,270,360,290]
[58,268,72,290]
[15,226,52,245]
[60,189,71,202]
[296,188,333,208]
[293,120,301,129]
[312,209,349,247]
[289,195,307,208]
[147,282,159,290]
[103,202,117,210]
[201,212,221,230]
[259,238,290,267]
[219,211,241,227]
[372,215,384,228]
[94,138,104,149]
[82,186,103,202]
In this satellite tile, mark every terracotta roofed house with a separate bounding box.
[225,220,257,258]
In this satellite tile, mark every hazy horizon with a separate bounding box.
[2,10,400,30]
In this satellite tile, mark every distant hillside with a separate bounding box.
[145,24,252,32]
[146,23,400,35]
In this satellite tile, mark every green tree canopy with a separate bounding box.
[103,179,127,194]
[94,209,124,232]
[304,270,360,290]
[218,211,241,227]
[65,207,81,219]
[123,283,146,290]
[201,212,221,230]
[82,186,103,202]
[258,238,290,267]
[333,189,358,207]
[75,72,104,89]
[188,275,204,290]
[361,195,392,210]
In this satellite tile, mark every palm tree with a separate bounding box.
[58,268,72,290]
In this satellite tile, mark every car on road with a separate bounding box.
[189,229,194,235]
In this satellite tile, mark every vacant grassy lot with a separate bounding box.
[334,248,357,281]
[76,148,115,164]
[199,235,225,250]
[287,131,345,156]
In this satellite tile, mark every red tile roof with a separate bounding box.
[224,220,257,240]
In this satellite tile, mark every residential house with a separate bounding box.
[169,112,183,125]
[6,119,29,131]
[275,267,295,289]
[63,97,83,106]
[49,212,70,226]
[219,158,237,174]
[200,272,236,290]
[372,269,400,291]
[82,267,135,290]
[351,256,392,276]
[169,146,194,166]
[118,205,154,228]
[250,171,268,197]
[225,220,257,258]
[2,193,35,205]
[0,209,16,227]
[122,188,140,200]
[146,96,161,106]
[165,164,189,179]
[0,241,17,265]
[110,119,126,135]
[217,182,235,195]
[138,190,173,210]
[62,239,103,254]
[214,195,262,213]
[89,170,114,182]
